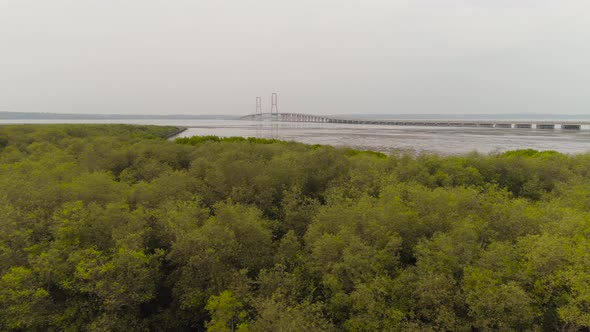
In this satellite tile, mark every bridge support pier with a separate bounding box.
[240,113,588,130]
[562,125,581,130]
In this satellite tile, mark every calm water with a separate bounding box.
[173,120,590,155]
[2,119,589,155]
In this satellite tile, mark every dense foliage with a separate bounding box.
[1,124,590,331]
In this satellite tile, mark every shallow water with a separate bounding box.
[174,120,590,155]
[2,119,589,155]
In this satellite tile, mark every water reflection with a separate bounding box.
[255,122,280,139]
[176,120,590,155]
[1,119,587,155]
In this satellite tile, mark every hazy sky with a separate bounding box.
[1,1,589,115]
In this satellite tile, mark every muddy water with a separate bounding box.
[2,119,588,155]
[174,120,590,155]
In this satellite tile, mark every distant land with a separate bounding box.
[0,111,236,120]
[2,111,590,122]
[339,113,590,121]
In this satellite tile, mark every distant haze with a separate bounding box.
[1,1,589,115]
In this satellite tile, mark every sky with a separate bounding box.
[1,0,589,115]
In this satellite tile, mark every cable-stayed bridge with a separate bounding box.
[238,112,590,130]
[243,95,588,129]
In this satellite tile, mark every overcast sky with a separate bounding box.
[1,1,589,115]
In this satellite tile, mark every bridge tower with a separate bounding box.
[255,96,262,120]
[270,93,279,121]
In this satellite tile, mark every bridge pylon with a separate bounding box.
[270,93,278,121]
[255,97,262,121]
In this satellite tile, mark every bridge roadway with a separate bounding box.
[239,113,590,130]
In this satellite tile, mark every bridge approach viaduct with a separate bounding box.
[239,113,590,130]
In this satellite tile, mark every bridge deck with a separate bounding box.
[239,113,590,129]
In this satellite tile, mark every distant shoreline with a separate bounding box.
[0,111,238,120]
[2,111,590,122]
[334,113,590,121]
